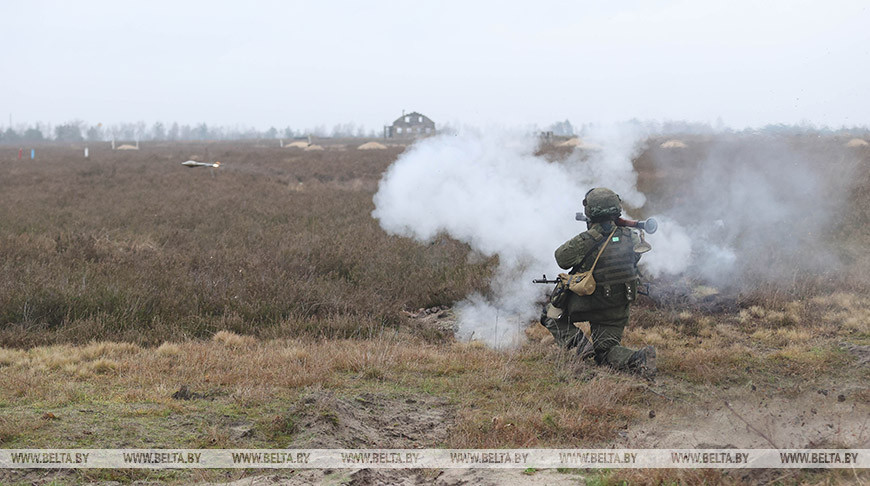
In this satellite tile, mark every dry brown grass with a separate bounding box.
[156,341,182,356]
[0,335,647,447]
[4,288,859,447]
[212,330,256,347]
[0,142,490,347]
[2,138,867,348]
[0,139,868,485]
[1,340,138,378]
[625,284,870,386]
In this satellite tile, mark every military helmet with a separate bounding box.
[583,187,622,221]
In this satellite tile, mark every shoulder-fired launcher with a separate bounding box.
[575,213,658,234]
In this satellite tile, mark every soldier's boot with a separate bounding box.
[625,345,657,380]
[567,333,595,360]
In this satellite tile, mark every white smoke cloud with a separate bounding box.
[372,127,650,348]
[645,136,851,287]
[373,126,857,349]
[638,216,692,277]
[571,123,648,208]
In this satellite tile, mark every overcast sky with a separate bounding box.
[2,0,868,131]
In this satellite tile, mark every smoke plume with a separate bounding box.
[372,128,858,348]
[372,127,648,348]
[643,136,855,287]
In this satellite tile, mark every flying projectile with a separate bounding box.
[182,160,221,168]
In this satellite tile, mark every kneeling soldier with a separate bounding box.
[541,187,656,378]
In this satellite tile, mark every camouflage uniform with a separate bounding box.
[541,188,654,374]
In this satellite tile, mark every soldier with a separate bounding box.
[541,187,656,378]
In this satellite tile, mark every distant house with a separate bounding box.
[384,111,435,138]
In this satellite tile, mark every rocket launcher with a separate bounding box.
[575,213,658,234]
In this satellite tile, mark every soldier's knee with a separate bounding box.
[540,316,578,347]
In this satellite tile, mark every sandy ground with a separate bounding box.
[621,386,869,449]
[207,468,584,486]
[284,391,452,449]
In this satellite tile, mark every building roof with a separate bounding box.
[392,112,434,126]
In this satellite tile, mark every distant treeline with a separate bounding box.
[549,118,870,138]
[1,119,868,144]
[0,121,379,144]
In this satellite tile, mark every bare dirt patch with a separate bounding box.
[840,342,870,367]
[621,388,870,449]
[287,390,453,448]
[348,468,585,485]
[212,469,585,486]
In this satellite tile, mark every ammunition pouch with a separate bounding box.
[599,279,639,302]
[560,271,596,297]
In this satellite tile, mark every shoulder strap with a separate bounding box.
[572,226,616,273]
[573,231,605,271]
[588,226,618,273]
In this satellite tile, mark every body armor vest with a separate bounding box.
[573,226,637,286]
[593,227,638,285]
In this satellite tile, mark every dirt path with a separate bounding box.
[284,390,452,448]
[621,387,870,449]
[209,468,585,486]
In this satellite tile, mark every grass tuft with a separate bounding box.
[213,330,256,347]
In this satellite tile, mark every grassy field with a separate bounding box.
[0,142,490,347]
[0,137,868,485]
